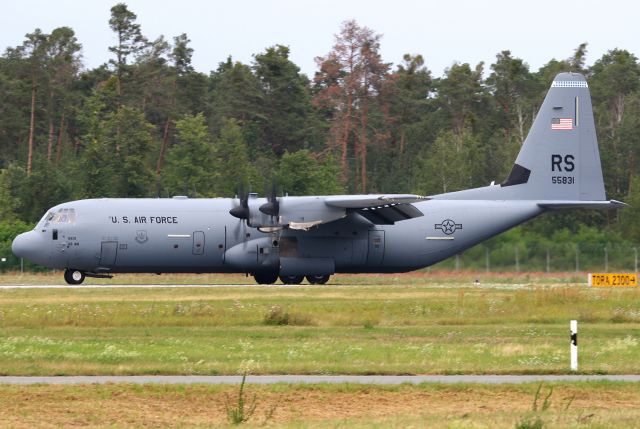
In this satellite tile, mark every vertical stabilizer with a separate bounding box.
[502,72,605,201]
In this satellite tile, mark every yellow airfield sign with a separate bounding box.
[588,273,638,287]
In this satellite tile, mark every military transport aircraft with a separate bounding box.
[12,73,624,285]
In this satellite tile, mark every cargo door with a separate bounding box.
[366,230,385,266]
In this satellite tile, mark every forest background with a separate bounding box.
[1,3,639,271]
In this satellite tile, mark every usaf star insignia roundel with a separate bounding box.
[435,219,462,235]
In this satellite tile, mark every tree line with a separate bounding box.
[1,3,639,268]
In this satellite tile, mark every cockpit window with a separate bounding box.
[40,211,54,229]
[43,208,76,226]
[54,208,76,224]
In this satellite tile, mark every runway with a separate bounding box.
[0,282,535,290]
[1,375,639,385]
[0,284,258,289]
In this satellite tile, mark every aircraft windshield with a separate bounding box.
[43,208,76,226]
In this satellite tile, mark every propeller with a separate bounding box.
[229,188,250,220]
[259,182,280,217]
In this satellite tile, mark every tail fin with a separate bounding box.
[435,72,624,208]
[502,72,605,201]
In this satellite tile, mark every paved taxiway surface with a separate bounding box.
[0,283,534,290]
[1,375,639,385]
[0,284,259,289]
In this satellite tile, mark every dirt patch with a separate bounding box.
[0,384,638,427]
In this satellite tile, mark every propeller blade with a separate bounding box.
[259,200,278,216]
[259,181,279,217]
[229,203,249,219]
[229,187,250,220]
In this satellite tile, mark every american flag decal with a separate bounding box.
[551,118,573,130]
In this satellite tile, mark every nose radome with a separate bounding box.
[12,231,43,263]
[12,232,28,258]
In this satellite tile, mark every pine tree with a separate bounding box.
[214,118,253,197]
[163,113,215,196]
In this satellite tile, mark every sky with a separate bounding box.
[1,0,638,78]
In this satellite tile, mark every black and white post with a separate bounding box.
[570,320,578,371]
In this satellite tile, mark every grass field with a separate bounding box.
[1,271,639,427]
[0,271,638,376]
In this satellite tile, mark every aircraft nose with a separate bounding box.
[12,231,44,262]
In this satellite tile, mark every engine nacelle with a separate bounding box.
[224,236,336,277]
[253,196,346,230]
[232,194,348,231]
[224,237,279,272]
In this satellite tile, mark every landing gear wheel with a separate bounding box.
[253,272,278,285]
[306,274,330,285]
[64,269,85,285]
[279,275,304,285]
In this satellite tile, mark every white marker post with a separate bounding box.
[570,320,578,371]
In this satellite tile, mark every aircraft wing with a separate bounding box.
[237,194,428,231]
[325,194,427,226]
[324,194,428,208]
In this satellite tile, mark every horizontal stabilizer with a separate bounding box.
[538,200,627,210]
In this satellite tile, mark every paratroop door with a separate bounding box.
[100,241,118,268]
[366,230,385,266]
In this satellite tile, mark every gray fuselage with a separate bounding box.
[17,196,542,275]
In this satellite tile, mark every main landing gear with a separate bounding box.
[253,272,279,285]
[64,269,85,285]
[279,275,304,285]
[305,274,330,285]
[252,273,331,285]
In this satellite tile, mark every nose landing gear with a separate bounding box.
[64,269,85,285]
